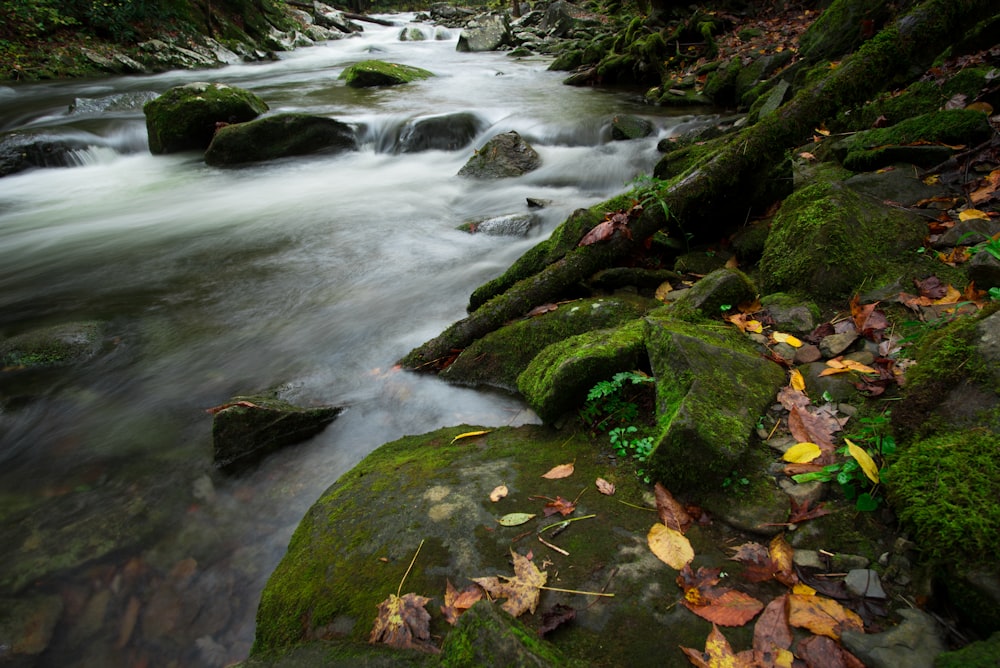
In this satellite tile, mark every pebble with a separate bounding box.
[845,568,887,599]
[820,332,858,357]
[779,478,824,508]
[794,343,822,364]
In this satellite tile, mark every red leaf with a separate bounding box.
[753,595,792,654]
[788,498,831,524]
[681,589,765,627]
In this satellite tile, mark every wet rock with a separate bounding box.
[0,132,94,177]
[611,114,653,140]
[671,267,758,317]
[793,344,822,364]
[339,60,434,87]
[0,321,106,370]
[841,608,944,668]
[458,131,541,178]
[441,601,570,666]
[143,82,268,154]
[212,395,341,471]
[967,248,1000,289]
[778,478,824,509]
[69,91,159,115]
[204,113,356,165]
[798,361,858,403]
[932,217,1000,248]
[761,294,818,333]
[819,331,858,357]
[398,111,487,153]
[399,25,428,41]
[79,47,145,75]
[0,594,63,661]
[456,13,512,52]
[459,213,537,237]
[311,2,363,33]
[845,569,887,599]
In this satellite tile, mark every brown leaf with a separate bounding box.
[526,303,558,317]
[543,496,576,517]
[441,579,484,625]
[788,406,835,461]
[472,550,547,617]
[655,483,693,534]
[595,478,615,495]
[205,400,261,415]
[777,386,811,411]
[788,498,831,525]
[769,533,797,587]
[788,593,864,639]
[915,275,947,300]
[370,592,439,653]
[682,588,765,627]
[541,463,574,479]
[849,295,888,340]
[730,542,775,583]
[796,634,867,668]
[680,624,756,668]
[753,595,792,655]
[538,603,576,638]
[677,565,723,606]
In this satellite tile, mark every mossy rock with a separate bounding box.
[839,109,993,171]
[797,0,892,64]
[0,321,106,370]
[610,114,653,141]
[935,631,1000,668]
[759,170,926,300]
[457,131,541,179]
[212,395,342,471]
[548,48,583,71]
[441,295,655,392]
[251,424,723,665]
[205,113,357,165]
[517,318,648,422]
[339,60,434,88]
[143,82,268,154]
[668,268,758,321]
[644,314,785,495]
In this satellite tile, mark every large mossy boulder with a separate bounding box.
[644,313,785,495]
[759,168,926,299]
[143,82,269,154]
[455,13,511,52]
[212,394,342,471]
[441,295,655,392]
[339,60,434,88]
[250,424,720,664]
[458,131,541,179]
[204,113,356,165]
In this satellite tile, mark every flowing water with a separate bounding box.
[0,16,710,666]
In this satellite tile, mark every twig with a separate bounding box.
[615,499,656,511]
[540,585,614,597]
[397,539,424,597]
[538,534,569,556]
[538,514,596,534]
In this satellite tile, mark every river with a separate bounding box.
[0,15,707,666]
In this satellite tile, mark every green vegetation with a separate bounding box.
[580,371,656,481]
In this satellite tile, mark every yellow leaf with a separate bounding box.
[933,284,962,305]
[846,438,879,483]
[798,151,816,161]
[814,125,831,136]
[776,648,795,668]
[789,369,806,392]
[783,442,822,463]
[966,101,994,114]
[826,358,845,369]
[818,367,850,376]
[747,320,763,334]
[541,463,575,479]
[788,594,863,639]
[451,430,489,443]
[772,332,803,347]
[840,360,878,374]
[922,174,940,185]
[959,208,990,221]
[792,583,817,596]
[647,523,694,570]
[655,281,674,301]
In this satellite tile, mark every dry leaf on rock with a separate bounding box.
[489,485,508,502]
[655,482,693,534]
[788,498,831,525]
[769,534,797,587]
[497,512,536,527]
[777,386,811,411]
[753,595,793,655]
[472,550,547,617]
[795,634,866,668]
[538,603,576,638]
[543,496,576,517]
[441,579,484,625]
[788,406,835,458]
[648,522,694,570]
[682,588,765,627]
[541,463,574,479]
[788,593,863,639]
[680,624,755,668]
[677,565,723,606]
[595,478,615,495]
[370,592,439,653]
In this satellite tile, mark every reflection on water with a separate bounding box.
[0,13,706,666]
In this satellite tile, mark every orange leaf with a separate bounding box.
[471,550,547,617]
[541,463,574,479]
[595,478,616,495]
[440,579,484,625]
[769,533,797,587]
[787,593,863,639]
[680,624,755,668]
[682,589,765,627]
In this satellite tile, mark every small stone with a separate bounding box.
[830,553,869,571]
[845,350,874,365]
[820,332,858,357]
[794,344,822,364]
[772,342,797,362]
[768,435,796,454]
[779,478,824,508]
[793,549,824,569]
[845,569,887,599]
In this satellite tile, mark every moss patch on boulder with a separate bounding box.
[143,82,268,154]
[339,60,434,87]
[0,321,106,370]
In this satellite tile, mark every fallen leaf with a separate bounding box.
[441,579,484,625]
[541,463,574,479]
[970,168,1000,204]
[768,534,797,587]
[777,386,811,411]
[497,513,536,527]
[489,485,509,502]
[655,483,693,534]
[648,523,694,570]
[753,595,793,655]
[370,592,438,653]
[680,624,754,668]
[959,208,990,221]
[543,496,576,517]
[846,438,879,483]
[793,583,817,596]
[915,275,947,300]
[678,565,723,605]
[451,430,490,444]
[849,295,889,340]
[789,369,806,392]
[796,634,866,668]
[788,406,835,458]
[783,442,822,463]
[682,589,765,627]
[595,478,615,495]
[655,281,674,302]
[787,593,863,639]
[798,151,816,160]
[205,400,262,414]
[788,498,831,525]
[730,542,775,583]
[538,603,576,638]
[772,332,803,347]
[472,550,547,617]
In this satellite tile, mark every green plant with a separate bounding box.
[791,412,894,511]
[959,230,1000,262]
[722,470,749,489]
[581,371,656,481]
[990,287,1000,302]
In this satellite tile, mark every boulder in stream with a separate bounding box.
[339,60,434,87]
[457,131,541,178]
[204,113,357,165]
[398,111,487,153]
[456,12,512,52]
[0,132,93,177]
[0,321,107,370]
[143,82,269,154]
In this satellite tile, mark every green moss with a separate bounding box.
[883,429,1000,566]
[143,82,268,154]
[935,632,1000,668]
[339,60,434,88]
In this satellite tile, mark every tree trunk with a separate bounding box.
[399,0,996,370]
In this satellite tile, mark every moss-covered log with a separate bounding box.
[399,0,995,370]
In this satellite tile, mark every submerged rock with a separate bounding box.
[0,132,93,177]
[211,395,342,471]
[458,131,541,178]
[339,60,434,87]
[143,82,268,154]
[0,594,63,662]
[204,113,356,165]
[0,321,106,370]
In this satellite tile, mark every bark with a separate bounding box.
[399,0,996,370]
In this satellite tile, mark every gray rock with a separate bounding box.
[799,361,858,403]
[0,132,93,177]
[399,112,486,153]
[461,213,537,237]
[205,113,356,166]
[779,478,824,509]
[845,568,888,599]
[212,395,342,471]
[967,247,1000,289]
[611,114,653,140]
[673,268,758,317]
[80,47,145,74]
[0,595,63,660]
[143,82,268,154]
[819,331,858,357]
[458,131,541,178]
[456,13,511,52]
[932,217,1000,248]
[311,2,362,33]
[841,608,944,668]
[761,295,818,333]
